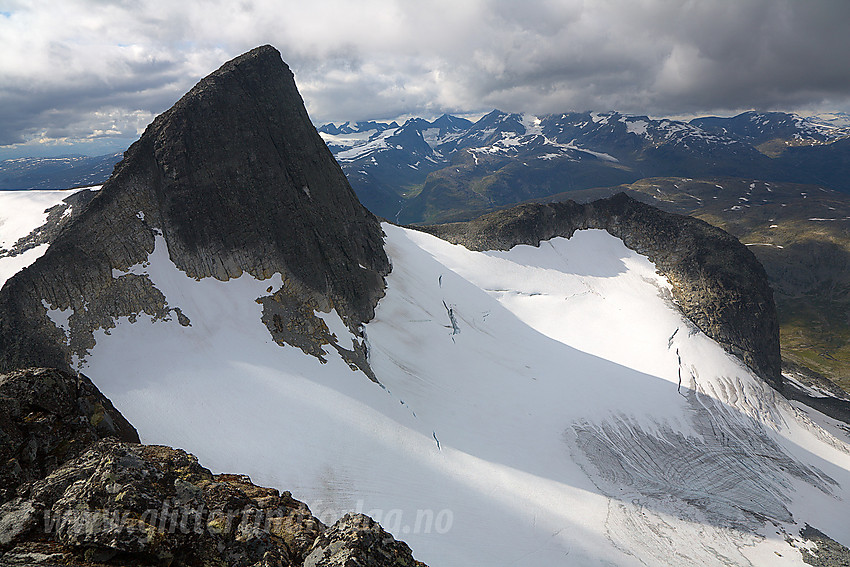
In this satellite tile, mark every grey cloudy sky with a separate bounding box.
[2,0,850,158]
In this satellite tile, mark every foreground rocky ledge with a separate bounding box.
[0,368,425,567]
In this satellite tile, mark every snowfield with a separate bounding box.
[0,187,93,288]
[18,213,850,565]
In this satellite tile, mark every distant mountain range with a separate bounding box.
[315,110,850,391]
[0,153,122,190]
[5,109,848,223]
[316,109,850,223]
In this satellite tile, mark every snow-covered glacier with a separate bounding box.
[39,221,850,566]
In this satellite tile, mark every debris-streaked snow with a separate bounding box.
[784,373,832,399]
[17,219,850,566]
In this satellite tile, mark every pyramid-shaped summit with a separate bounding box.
[0,45,390,373]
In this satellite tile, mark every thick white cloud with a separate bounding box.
[1,0,849,155]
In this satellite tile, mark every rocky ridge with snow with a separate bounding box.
[691,111,850,149]
[0,188,97,262]
[419,192,781,388]
[526,176,850,396]
[0,45,424,566]
[0,45,389,376]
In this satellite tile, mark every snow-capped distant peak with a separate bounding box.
[520,113,543,135]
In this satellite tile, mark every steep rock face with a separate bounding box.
[0,45,389,373]
[420,193,781,388]
[0,368,139,504]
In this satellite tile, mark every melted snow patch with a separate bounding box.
[42,298,72,343]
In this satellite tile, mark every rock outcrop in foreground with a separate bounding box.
[420,193,781,388]
[0,368,424,567]
[0,368,139,504]
[0,45,389,375]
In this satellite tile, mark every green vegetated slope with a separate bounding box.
[398,149,636,225]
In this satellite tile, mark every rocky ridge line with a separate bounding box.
[418,192,781,388]
[0,367,139,503]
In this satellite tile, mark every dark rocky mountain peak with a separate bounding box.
[0,45,390,373]
[422,114,475,152]
[317,120,398,136]
[690,111,850,148]
[389,119,436,154]
[430,114,473,130]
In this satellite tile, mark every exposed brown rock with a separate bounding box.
[1,438,322,565]
[0,368,425,567]
[0,438,425,567]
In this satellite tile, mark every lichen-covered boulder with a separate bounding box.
[304,514,426,567]
[0,367,139,504]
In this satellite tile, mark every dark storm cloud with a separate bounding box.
[420,0,850,117]
[0,59,186,145]
[1,0,849,155]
